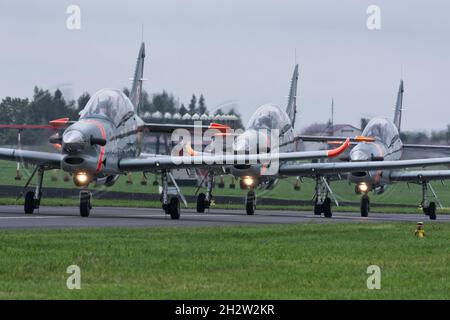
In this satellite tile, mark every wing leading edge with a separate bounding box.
[278,157,450,176]
[0,148,62,168]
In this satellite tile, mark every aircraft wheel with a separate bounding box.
[429,202,437,220]
[229,183,236,189]
[80,191,91,218]
[361,195,370,217]
[246,191,256,215]
[169,197,180,220]
[24,191,35,214]
[323,197,332,218]
[197,193,206,213]
[314,199,322,216]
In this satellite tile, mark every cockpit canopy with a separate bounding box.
[247,104,292,132]
[362,117,399,145]
[79,88,135,126]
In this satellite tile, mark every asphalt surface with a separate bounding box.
[0,205,449,229]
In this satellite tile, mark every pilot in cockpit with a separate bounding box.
[96,98,113,119]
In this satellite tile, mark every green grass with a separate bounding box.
[0,223,449,299]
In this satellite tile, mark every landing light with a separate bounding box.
[357,182,369,193]
[74,172,90,187]
[242,176,254,187]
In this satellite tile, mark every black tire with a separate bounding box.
[218,182,225,189]
[197,193,206,213]
[246,201,255,215]
[24,191,35,214]
[429,202,437,220]
[323,197,332,218]
[314,199,322,215]
[80,192,91,217]
[169,197,180,220]
[361,196,370,217]
[162,203,169,214]
[246,191,256,215]
[229,184,236,189]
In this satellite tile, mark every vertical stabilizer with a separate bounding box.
[286,64,299,128]
[393,79,404,132]
[130,42,146,113]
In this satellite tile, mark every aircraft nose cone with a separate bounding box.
[63,130,86,153]
[350,150,369,161]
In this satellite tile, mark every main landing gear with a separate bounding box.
[421,182,437,220]
[161,170,180,219]
[24,167,44,214]
[197,171,214,213]
[313,177,332,218]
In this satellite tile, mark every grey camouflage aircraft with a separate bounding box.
[295,80,450,219]
[0,43,356,219]
[192,67,450,218]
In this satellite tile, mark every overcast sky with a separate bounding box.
[0,0,449,132]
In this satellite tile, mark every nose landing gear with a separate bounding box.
[360,195,370,217]
[79,190,92,217]
[245,190,256,215]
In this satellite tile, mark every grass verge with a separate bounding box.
[0,223,449,299]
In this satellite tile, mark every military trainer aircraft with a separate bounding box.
[190,66,450,218]
[0,42,359,219]
[299,80,450,219]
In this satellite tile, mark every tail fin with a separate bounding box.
[286,64,299,128]
[393,79,404,132]
[130,42,146,114]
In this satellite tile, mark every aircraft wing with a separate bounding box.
[143,122,209,133]
[118,139,350,172]
[401,144,450,160]
[143,122,231,134]
[0,148,62,168]
[403,144,450,150]
[278,157,450,176]
[389,170,450,182]
[297,135,375,143]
